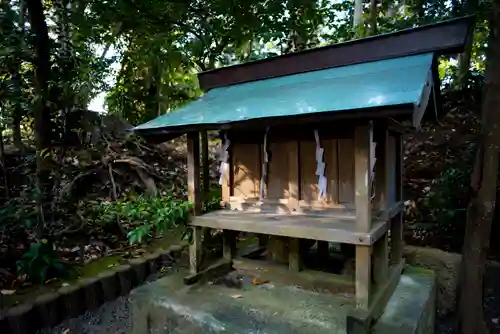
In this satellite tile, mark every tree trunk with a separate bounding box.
[369,0,377,35]
[353,0,364,34]
[26,0,53,231]
[457,0,479,89]
[12,0,25,150]
[458,4,500,333]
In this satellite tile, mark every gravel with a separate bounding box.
[38,296,133,334]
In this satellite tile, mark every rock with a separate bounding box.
[404,245,461,316]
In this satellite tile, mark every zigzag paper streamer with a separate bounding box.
[314,130,327,199]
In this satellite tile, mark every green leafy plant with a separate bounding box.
[17,240,70,284]
[85,193,192,245]
[409,164,472,252]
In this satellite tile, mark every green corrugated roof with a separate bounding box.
[134,53,434,132]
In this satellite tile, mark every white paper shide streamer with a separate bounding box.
[314,130,327,199]
[218,133,230,185]
[260,127,270,199]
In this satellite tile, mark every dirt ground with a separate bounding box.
[435,263,500,334]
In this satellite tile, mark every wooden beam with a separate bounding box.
[317,241,329,259]
[373,233,389,285]
[391,134,404,265]
[373,125,389,285]
[354,122,374,310]
[289,238,301,271]
[354,123,373,232]
[375,125,389,212]
[184,259,233,285]
[347,260,405,333]
[191,211,387,245]
[187,132,201,215]
[189,226,201,275]
[201,130,210,197]
[390,213,404,265]
[288,140,300,212]
[355,245,372,310]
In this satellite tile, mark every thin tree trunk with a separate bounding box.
[369,0,377,35]
[12,0,26,150]
[458,3,500,333]
[353,0,364,34]
[26,0,53,232]
[457,0,479,89]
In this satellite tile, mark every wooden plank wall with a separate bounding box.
[230,137,355,207]
[232,143,261,198]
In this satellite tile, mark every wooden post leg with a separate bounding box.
[289,238,301,272]
[223,230,236,261]
[373,232,389,285]
[354,123,374,310]
[317,241,329,259]
[390,213,403,265]
[190,226,202,274]
[355,245,372,310]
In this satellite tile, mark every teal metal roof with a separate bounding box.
[134,53,434,132]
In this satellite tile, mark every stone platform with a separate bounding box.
[129,266,436,334]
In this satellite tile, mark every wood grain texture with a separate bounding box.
[300,140,318,202]
[355,245,372,310]
[232,143,261,199]
[373,232,389,285]
[289,238,301,271]
[375,126,389,212]
[338,138,355,205]
[267,141,289,199]
[191,210,387,245]
[187,132,201,215]
[327,139,339,204]
[190,226,202,274]
[354,124,372,233]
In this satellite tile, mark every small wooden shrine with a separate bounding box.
[134,16,472,332]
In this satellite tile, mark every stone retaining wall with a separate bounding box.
[0,244,187,334]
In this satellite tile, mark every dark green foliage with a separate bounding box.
[202,185,222,213]
[409,163,472,252]
[17,240,70,284]
[85,193,192,245]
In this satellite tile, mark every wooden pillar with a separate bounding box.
[317,241,329,259]
[201,130,210,197]
[390,134,404,265]
[354,122,373,310]
[289,237,301,272]
[373,125,389,285]
[187,132,202,274]
[223,230,236,260]
[190,226,201,274]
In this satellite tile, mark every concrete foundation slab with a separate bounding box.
[129,266,435,333]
